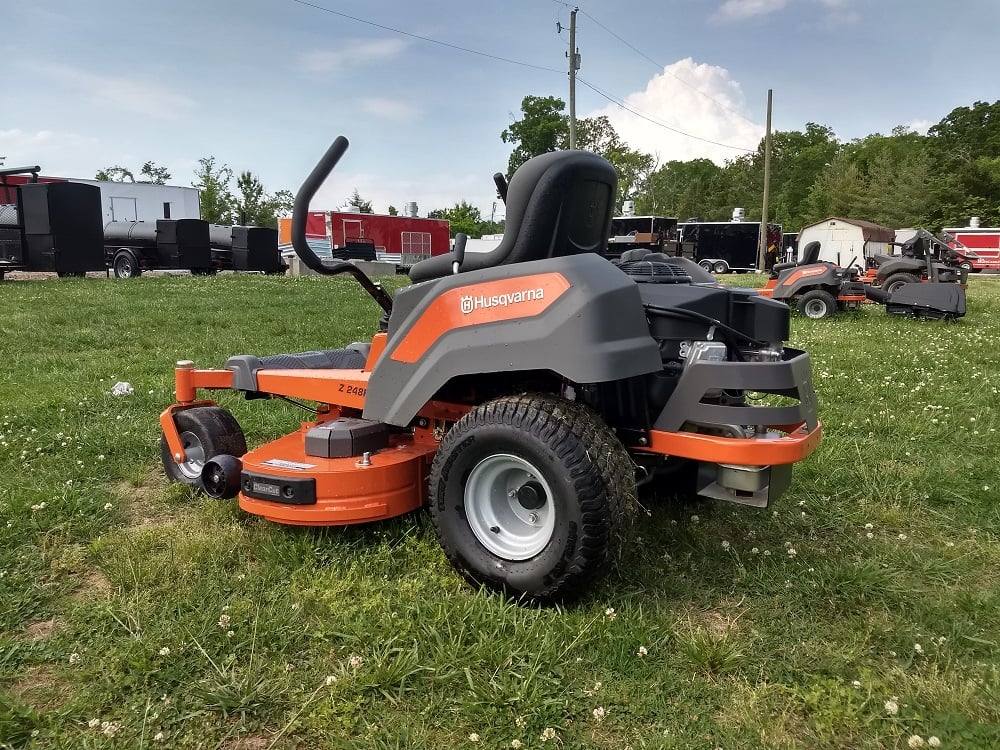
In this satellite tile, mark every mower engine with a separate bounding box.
[609,252,817,507]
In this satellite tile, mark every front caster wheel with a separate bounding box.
[160,406,246,488]
[428,394,635,604]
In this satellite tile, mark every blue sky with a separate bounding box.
[4,0,999,217]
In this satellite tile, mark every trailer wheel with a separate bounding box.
[959,261,973,272]
[712,261,729,274]
[883,272,919,295]
[112,250,141,279]
[698,260,713,271]
[429,394,634,604]
[160,406,246,487]
[798,289,837,319]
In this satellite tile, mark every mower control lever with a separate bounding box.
[292,136,393,315]
[452,233,468,274]
[493,172,508,203]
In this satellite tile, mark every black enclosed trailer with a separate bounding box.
[678,220,782,274]
[208,224,284,273]
[0,179,105,279]
[104,218,213,278]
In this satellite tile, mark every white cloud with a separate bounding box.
[298,38,408,73]
[905,119,933,135]
[586,58,764,165]
[0,129,103,178]
[713,0,859,24]
[714,0,789,21]
[359,97,419,121]
[36,64,195,120]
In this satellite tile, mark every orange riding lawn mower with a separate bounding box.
[159,138,822,603]
[760,232,967,321]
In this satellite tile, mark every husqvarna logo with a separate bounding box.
[460,288,545,314]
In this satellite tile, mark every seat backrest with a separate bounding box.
[408,150,617,283]
[799,241,821,265]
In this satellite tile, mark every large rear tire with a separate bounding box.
[160,406,246,487]
[797,289,837,319]
[883,272,919,295]
[428,394,634,603]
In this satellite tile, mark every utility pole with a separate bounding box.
[568,7,579,149]
[757,88,773,271]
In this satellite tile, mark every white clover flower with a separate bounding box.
[30,503,46,512]
[852,680,861,688]
[226,630,234,638]
[69,652,80,664]
[690,514,699,523]
[348,654,364,669]
[592,706,606,722]
[98,454,106,461]
[540,727,557,741]
[786,547,797,557]
[866,532,875,539]
[217,614,230,629]
[154,731,166,742]
[468,733,480,743]
[101,721,120,737]
[511,740,523,749]
[751,547,759,554]
[908,736,925,748]
[899,533,908,541]
[721,540,730,550]
[885,699,899,715]
[604,607,617,620]
[927,737,941,747]
[637,645,648,657]
[324,675,337,686]
[88,718,100,728]
[104,503,114,511]
[158,647,170,657]
[914,643,923,654]
[864,523,873,530]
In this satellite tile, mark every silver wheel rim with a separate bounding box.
[804,298,828,318]
[117,258,132,278]
[714,263,726,274]
[464,454,555,560]
[888,281,905,294]
[177,431,206,480]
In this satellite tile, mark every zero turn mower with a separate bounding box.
[159,137,822,602]
[761,240,966,321]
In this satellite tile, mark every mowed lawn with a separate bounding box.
[1,272,998,749]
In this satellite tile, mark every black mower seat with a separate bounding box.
[409,149,617,283]
[226,344,370,392]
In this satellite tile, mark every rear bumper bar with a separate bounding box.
[639,420,821,466]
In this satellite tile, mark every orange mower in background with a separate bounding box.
[761,238,966,321]
[159,136,822,603]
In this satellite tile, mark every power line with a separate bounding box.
[287,0,755,152]
[576,7,761,128]
[287,0,562,73]
[577,76,756,152]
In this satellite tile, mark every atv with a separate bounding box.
[158,137,821,603]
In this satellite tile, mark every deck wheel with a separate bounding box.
[160,406,246,488]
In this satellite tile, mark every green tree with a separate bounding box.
[138,161,171,184]
[636,158,726,219]
[346,189,373,213]
[429,200,484,237]
[501,95,569,175]
[95,165,135,183]
[576,115,654,210]
[387,205,398,216]
[192,156,234,224]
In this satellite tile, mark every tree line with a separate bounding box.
[500,96,1000,231]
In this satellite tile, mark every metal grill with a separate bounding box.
[400,231,432,265]
[0,204,18,227]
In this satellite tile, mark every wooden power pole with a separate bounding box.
[568,7,579,149]
[757,88,773,270]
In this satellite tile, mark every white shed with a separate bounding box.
[69,180,201,224]
[796,217,895,267]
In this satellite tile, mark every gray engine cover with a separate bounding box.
[364,253,662,426]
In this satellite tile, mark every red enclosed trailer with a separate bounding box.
[278,210,450,264]
[944,219,1000,272]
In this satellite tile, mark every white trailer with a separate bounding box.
[69,180,201,224]
[796,217,894,268]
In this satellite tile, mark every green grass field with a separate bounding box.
[1,273,998,749]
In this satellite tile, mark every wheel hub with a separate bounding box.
[176,431,206,480]
[465,454,555,560]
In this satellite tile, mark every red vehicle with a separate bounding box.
[944,219,999,272]
[278,210,450,264]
